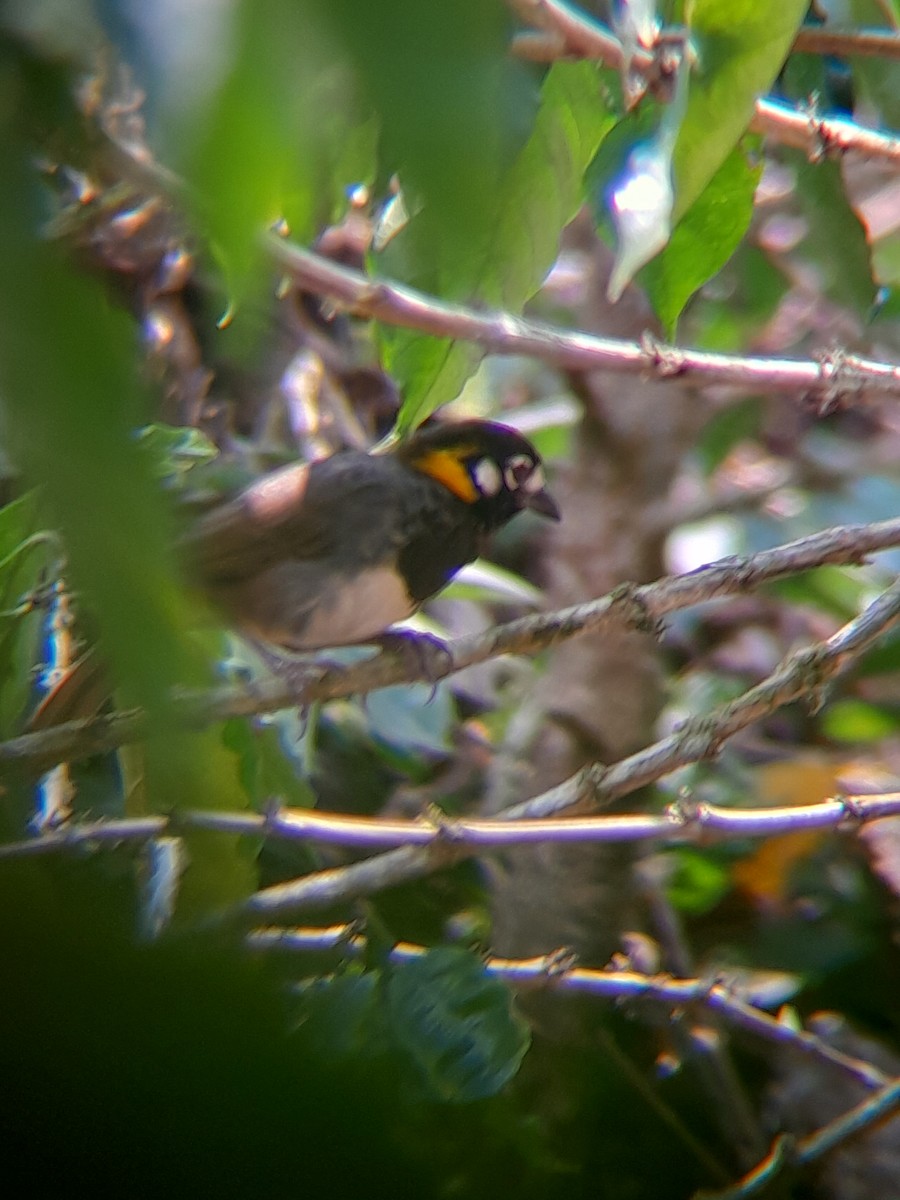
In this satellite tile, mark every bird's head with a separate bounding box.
[400,419,560,530]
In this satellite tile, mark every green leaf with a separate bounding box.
[179,0,369,321]
[848,1,900,128]
[387,59,615,433]
[769,566,866,620]
[138,424,220,483]
[791,152,876,317]
[0,57,255,912]
[664,847,732,915]
[295,972,389,1060]
[821,699,900,744]
[485,61,617,310]
[222,716,317,810]
[641,140,762,334]
[674,0,807,220]
[696,397,761,475]
[387,947,531,1103]
[320,0,534,289]
[441,560,544,607]
[386,335,483,438]
[689,241,788,352]
[0,494,55,736]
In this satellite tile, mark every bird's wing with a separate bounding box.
[182,453,405,585]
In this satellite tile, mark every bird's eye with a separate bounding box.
[504,454,538,492]
[473,456,503,496]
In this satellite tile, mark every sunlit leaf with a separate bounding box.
[640,140,762,333]
[675,0,807,219]
[385,60,613,433]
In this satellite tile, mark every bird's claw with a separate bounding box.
[374,629,452,701]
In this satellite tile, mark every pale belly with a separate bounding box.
[296,566,415,649]
[217,563,417,651]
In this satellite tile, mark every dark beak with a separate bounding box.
[524,487,561,521]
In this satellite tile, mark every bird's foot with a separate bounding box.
[373,629,453,698]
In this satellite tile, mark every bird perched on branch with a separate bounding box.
[29,419,559,728]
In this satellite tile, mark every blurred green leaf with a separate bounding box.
[664,847,732,915]
[485,62,616,310]
[791,152,876,316]
[177,0,353,317]
[222,716,317,810]
[387,947,531,1102]
[296,971,388,1060]
[675,0,807,220]
[0,45,254,911]
[769,565,866,619]
[321,0,533,288]
[0,493,54,735]
[848,1,900,127]
[688,241,788,351]
[441,560,544,607]
[821,699,900,744]
[138,423,220,484]
[384,59,613,433]
[696,398,762,475]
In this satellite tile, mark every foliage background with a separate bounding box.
[3,1,900,1197]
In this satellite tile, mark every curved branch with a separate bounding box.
[268,237,900,397]
[4,516,900,773]
[752,97,900,164]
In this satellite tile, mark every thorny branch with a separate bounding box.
[4,791,900,862]
[268,238,900,398]
[4,517,900,772]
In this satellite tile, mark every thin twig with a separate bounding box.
[751,97,900,164]
[793,28,900,61]
[698,1078,900,1197]
[3,791,899,862]
[4,517,900,773]
[269,237,900,396]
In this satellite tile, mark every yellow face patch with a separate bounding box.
[413,446,478,503]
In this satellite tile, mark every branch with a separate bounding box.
[699,1078,900,1198]
[4,517,900,773]
[6,791,900,862]
[751,97,900,164]
[792,28,900,61]
[232,577,900,921]
[269,237,900,397]
[509,0,900,162]
[248,926,891,1091]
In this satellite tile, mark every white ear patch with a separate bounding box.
[473,456,503,496]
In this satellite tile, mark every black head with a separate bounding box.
[399,419,561,530]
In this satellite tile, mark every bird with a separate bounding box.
[183,417,560,651]
[28,419,559,728]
